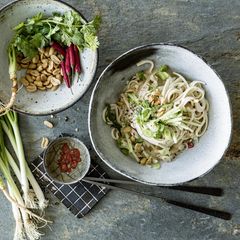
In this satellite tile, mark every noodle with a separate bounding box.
[103,60,209,168]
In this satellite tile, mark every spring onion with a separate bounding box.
[0,111,51,240]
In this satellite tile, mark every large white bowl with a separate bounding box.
[89,44,232,186]
[0,0,98,115]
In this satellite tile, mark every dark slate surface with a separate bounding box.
[0,0,240,239]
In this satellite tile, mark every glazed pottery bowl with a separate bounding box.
[43,137,91,185]
[89,43,232,186]
[0,0,98,115]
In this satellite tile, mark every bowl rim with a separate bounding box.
[0,0,99,116]
[43,136,91,185]
[88,42,233,186]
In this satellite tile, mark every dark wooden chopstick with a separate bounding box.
[84,177,223,196]
[168,185,223,196]
[82,179,232,221]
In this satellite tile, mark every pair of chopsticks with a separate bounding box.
[82,177,232,220]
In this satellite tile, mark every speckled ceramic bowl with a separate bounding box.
[43,137,91,185]
[89,43,232,186]
[0,0,98,115]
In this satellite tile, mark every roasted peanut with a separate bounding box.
[56,74,62,81]
[140,158,147,165]
[43,79,50,86]
[41,74,47,82]
[21,57,31,64]
[53,69,61,76]
[32,55,39,64]
[40,53,45,61]
[42,70,50,76]
[36,76,41,82]
[52,63,57,69]
[42,62,48,69]
[123,126,131,133]
[26,74,34,83]
[51,77,61,86]
[38,86,46,91]
[47,61,54,72]
[20,77,29,87]
[134,143,142,153]
[130,136,135,142]
[26,84,37,93]
[49,47,55,56]
[51,85,59,91]
[42,59,48,64]
[43,120,53,128]
[156,109,165,117]
[29,70,40,77]
[46,83,53,89]
[37,65,43,72]
[34,81,43,87]
[21,63,29,69]
[146,157,152,165]
[28,63,37,69]
[50,55,61,65]
[41,137,49,149]
[47,75,53,82]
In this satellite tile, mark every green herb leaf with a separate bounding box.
[10,10,101,58]
[120,148,129,155]
[105,105,122,130]
[30,33,47,49]
[136,71,145,81]
[156,65,170,80]
[128,93,139,105]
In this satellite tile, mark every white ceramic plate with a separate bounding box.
[0,0,98,115]
[89,44,232,186]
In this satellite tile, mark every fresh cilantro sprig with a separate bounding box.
[10,11,101,58]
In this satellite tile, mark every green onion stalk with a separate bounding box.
[0,169,50,240]
[0,145,25,240]
[0,45,18,115]
[0,112,51,239]
[1,111,48,210]
[2,111,36,208]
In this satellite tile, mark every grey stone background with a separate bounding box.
[0,0,240,239]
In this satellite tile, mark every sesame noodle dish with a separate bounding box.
[103,60,209,169]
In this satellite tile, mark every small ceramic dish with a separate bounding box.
[0,0,98,115]
[89,43,232,186]
[43,137,91,185]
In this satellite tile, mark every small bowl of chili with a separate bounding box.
[43,137,91,185]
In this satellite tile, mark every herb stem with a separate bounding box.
[41,19,81,28]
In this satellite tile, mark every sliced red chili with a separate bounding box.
[65,154,72,163]
[71,160,78,169]
[70,148,80,158]
[62,143,70,153]
[58,143,81,174]
[71,154,80,161]
[60,163,68,172]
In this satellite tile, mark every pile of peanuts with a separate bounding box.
[18,47,63,93]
